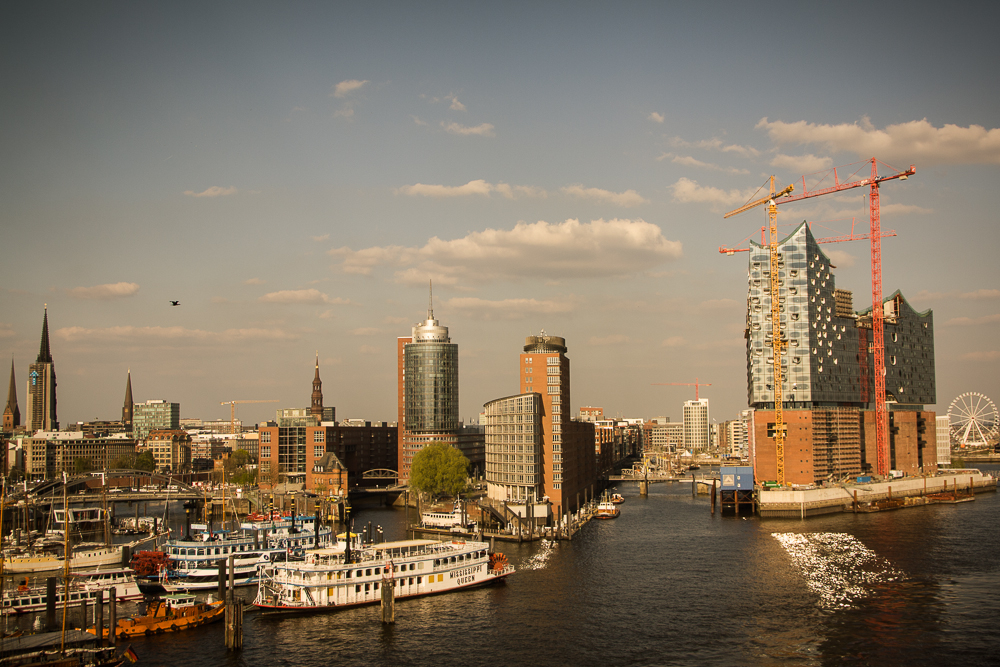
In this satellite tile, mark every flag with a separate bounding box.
[124,646,139,663]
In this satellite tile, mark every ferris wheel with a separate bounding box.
[947,392,999,448]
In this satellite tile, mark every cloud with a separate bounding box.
[184,186,237,198]
[68,282,139,300]
[55,326,295,344]
[757,117,1000,166]
[412,116,428,126]
[661,336,685,347]
[351,327,382,336]
[915,289,1000,302]
[244,278,265,285]
[770,153,833,173]
[662,154,749,175]
[561,185,648,208]
[670,136,760,158]
[0,323,15,339]
[330,218,682,284]
[942,314,1000,327]
[449,97,466,111]
[825,249,856,268]
[699,298,739,311]
[311,234,331,242]
[669,177,758,207]
[959,350,1000,362]
[648,112,664,123]
[446,297,576,320]
[590,334,630,346]
[441,121,495,137]
[960,289,1000,300]
[880,203,933,215]
[258,289,350,305]
[332,79,369,98]
[397,179,546,199]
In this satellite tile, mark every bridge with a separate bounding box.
[17,470,206,505]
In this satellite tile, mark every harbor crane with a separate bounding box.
[220,399,279,435]
[651,378,712,401]
[724,177,793,485]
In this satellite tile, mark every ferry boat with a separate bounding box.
[3,543,128,574]
[151,524,335,592]
[89,593,224,639]
[595,499,621,519]
[254,538,514,613]
[1,568,142,615]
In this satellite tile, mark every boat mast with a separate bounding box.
[60,471,70,653]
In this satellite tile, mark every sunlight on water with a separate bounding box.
[772,532,903,610]
[521,539,554,571]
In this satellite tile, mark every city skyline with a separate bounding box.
[2,3,999,428]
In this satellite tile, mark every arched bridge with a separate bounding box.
[21,470,203,504]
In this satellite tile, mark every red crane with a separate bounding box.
[719,219,897,255]
[778,158,915,477]
[652,378,712,401]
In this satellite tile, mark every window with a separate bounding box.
[314,446,324,458]
[261,432,271,443]
[261,446,270,459]
[313,431,325,443]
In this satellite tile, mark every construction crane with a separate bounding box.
[719,219,897,255]
[651,378,712,401]
[220,400,279,436]
[724,177,794,485]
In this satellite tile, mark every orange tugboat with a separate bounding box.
[88,593,224,638]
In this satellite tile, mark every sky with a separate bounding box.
[2,2,999,430]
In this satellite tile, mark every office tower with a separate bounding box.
[132,399,180,441]
[26,307,57,432]
[683,398,710,453]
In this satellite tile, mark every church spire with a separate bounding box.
[3,358,19,430]
[122,369,133,433]
[311,353,324,421]
[37,305,53,363]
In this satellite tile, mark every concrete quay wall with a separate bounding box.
[758,470,997,518]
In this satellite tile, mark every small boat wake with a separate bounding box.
[522,540,555,571]
[772,532,903,610]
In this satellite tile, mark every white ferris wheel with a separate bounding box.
[947,392,999,448]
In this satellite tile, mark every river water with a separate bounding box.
[81,466,1000,666]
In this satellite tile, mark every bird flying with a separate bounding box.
[169,301,180,306]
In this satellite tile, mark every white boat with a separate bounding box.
[156,524,335,592]
[3,544,126,574]
[1,568,142,615]
[254,538,514,613]
[595,499,620,519]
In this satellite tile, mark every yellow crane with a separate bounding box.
[220,399,279,436]
[725,177,794,486]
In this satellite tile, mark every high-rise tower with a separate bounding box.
[3,359,19,431]
[26,307,57,432]
[398,283,459,482]
[122,369,134,435]
[311,353,324,422]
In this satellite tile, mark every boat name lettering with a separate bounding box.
[449,564,483,579]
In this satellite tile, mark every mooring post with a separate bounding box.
[381,567,396,624]
[108,587,117,646]
[45,577,57,631]
[217,559,226,602]
[711,479,716,515]
[692,475,696,497]
[95,589,104,645]
[853,490,858,512]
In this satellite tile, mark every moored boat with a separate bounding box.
[1,568,142,615]
[88,593,224,638]
[595,499,621,519]
[254,538,513,613]
[611,493,625,504]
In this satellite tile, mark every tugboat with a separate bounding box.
[88,593,225,638]
[595,496,621,519]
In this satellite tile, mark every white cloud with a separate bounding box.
[825,249,856,268]
[669,177,757,207]
[258,289,350,305]
[648,112,664,123]
[960,289,1000,300]
[330,218,682,284]
[332,79,369,98]
[590,334,630,345]
[661,336,685,347]
[770,153,833,173]
[915,289,999,302]
[664,154,749,175]
[397,180,546,199]
[561,185,648,208]
[184,186,237,198]
[311,234,331,242]
[55,326,295,344]
[68,282,139,300]
[333,106,354,119]
[757,117,1000,166]
[446,297,575,320]
[959,350,1000,362]
[441,121,495,137]
[943,314,1000,327]
[671,136,760,158]
[880,203,933,215]
[244,278,265,286]
[449,96,466,111]
[351,327,382,336]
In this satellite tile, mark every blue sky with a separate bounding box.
[3,2,999,428]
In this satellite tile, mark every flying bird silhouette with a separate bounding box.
[169,301,181,306]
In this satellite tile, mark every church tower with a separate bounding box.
[122,369,134,434]
[310,353,324,422]
[3,359,19,430]
[26,307,57,432]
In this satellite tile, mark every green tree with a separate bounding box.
[73,457,93,475]
[134,450,156,472]
[410,442,470,498]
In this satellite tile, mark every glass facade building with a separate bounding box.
[485,393,543,502]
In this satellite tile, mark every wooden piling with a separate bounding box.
[95,590,104,645]
[711,479,716,514]
[381,572,395,624]
[217,559,227,602]
[225,554,242,650]
[108,587,117,646]
[45,577,56,631]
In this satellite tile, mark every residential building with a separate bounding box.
[132,400,180,442]
[683,399,710,453]
[484,392,544,504]
[145,429,192,472]
[746,222,936,484]
[311,452,348,497]
[936,415,951,465]
[26,308,58,432]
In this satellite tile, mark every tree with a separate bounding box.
[73,457,93,475]
[134,450,156,472]
[410,442,470,498]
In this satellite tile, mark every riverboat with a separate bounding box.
[88,593,224,639]
[3,544,127,574]
[1,568,142,615]
[595,499,621,519]
[254,538,514,613]
[149,524,335,592]
[611,493,625,504]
